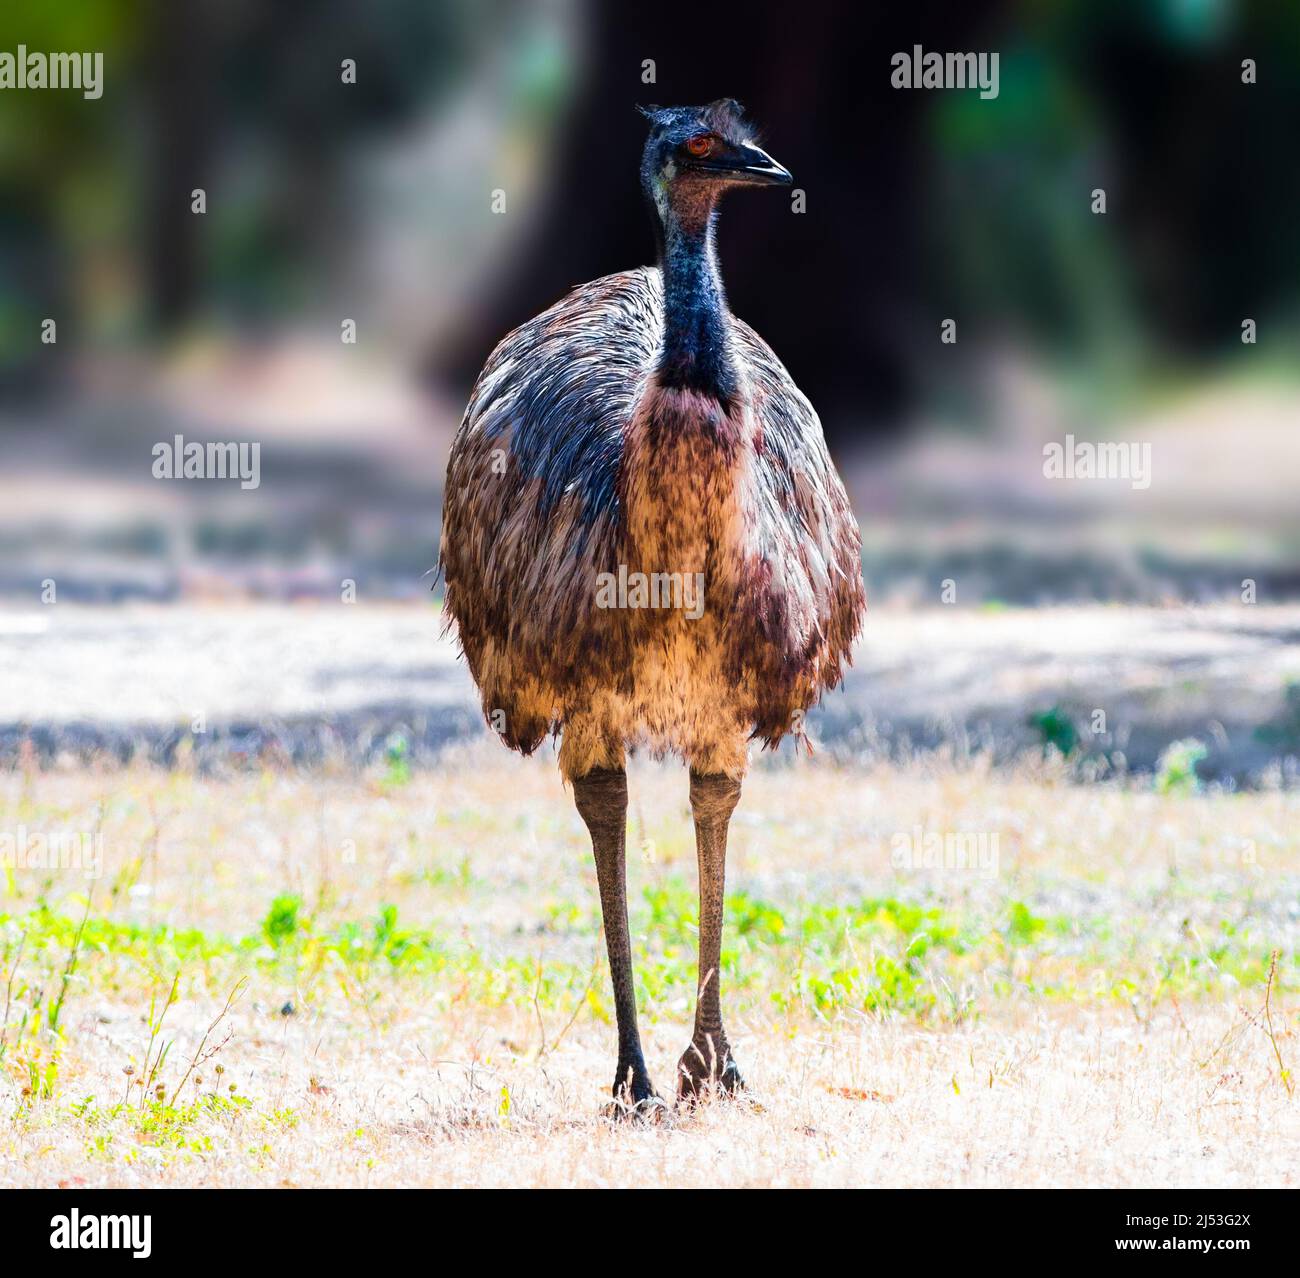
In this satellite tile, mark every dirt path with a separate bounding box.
[3,603,1299,780]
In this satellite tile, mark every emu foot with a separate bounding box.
[676,1037,744,1103]
[602,1064,665,1122]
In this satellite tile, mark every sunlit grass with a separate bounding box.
[1,748,1296,1186]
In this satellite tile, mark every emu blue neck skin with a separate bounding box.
[655,194,739,405]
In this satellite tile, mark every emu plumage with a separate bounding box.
[441,160,864,774]
[438,100,866,1108]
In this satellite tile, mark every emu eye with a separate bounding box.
[685,134,714,157]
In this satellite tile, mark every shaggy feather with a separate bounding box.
[439,106,865,777]
[439,269,865,774]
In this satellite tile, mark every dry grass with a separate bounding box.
[0,746,1296,1187]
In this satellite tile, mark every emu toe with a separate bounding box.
[604,1083,666,1123]
[676,1040,744,1103]
[603,1064,664,1121]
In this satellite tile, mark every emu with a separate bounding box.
[439,100,866,1111]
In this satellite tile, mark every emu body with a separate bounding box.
[442,268,862,777]
[439,100,866,1107]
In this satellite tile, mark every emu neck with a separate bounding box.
[657,195,737,404]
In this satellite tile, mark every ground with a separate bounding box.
[1,748,1295,1188]
[5,603,1300,780]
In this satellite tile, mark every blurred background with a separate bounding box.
[2,0,1299,779]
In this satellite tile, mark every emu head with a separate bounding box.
[638,99,791,235]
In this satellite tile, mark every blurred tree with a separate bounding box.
[3,0,1298,429]
[436,0,1300,441]
[0,0,140,390]
[435,0,1003,442]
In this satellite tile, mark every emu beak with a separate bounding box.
[731,142,792,185]
[692,140,793,186]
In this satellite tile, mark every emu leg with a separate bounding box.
[572,766,657,1111]
[678,769,744,1100]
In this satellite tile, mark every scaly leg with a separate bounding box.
[572,766,658,1112]
[677,768,744,1100]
